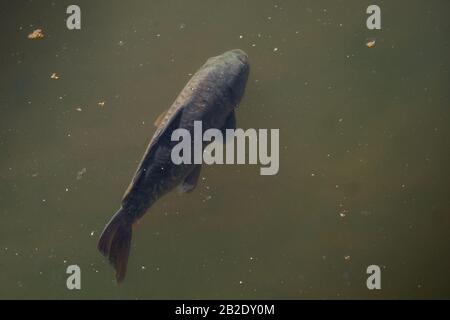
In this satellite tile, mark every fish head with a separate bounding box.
[219,49,250,109]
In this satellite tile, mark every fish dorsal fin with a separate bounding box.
[154,110,167,127]
[123,108,184,201]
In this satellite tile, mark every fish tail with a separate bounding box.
[97,207,133,283]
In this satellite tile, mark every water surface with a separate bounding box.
[0,0,449,299]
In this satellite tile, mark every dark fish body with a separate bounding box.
[98,49,250,281]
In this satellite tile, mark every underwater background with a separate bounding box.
[0,0,449,299]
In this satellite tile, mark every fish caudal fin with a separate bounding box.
[97,208,132,283]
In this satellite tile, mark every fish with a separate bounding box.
[97,49,250,282]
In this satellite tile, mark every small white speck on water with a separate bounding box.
[42,199,46,203]
[65,188,69,192]
[273,47,278,52]
[90,231,95,236]
[338,118,344,122]
[239,35,243,39]
[239,280,243,285]
[156,33,161,37]
[311,173,315,177]
[141,265,146,270]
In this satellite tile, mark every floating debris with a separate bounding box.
[50,73,59,80]
[366,39,376,48]
[97,101,105,107]
[76,167,87,180]
[75,107,82,112]
[273,47,279,53]
[339,209,348,218]
[344,255,351,261]
[28,29,44,39]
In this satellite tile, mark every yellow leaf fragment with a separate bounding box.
[366,39,376,48]
[28,29,44,39]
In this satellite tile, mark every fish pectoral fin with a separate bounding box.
[179,165,202,193]
[221,110,236,143]
[154,110,167,127]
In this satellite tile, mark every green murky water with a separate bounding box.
[0,0,449,299]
